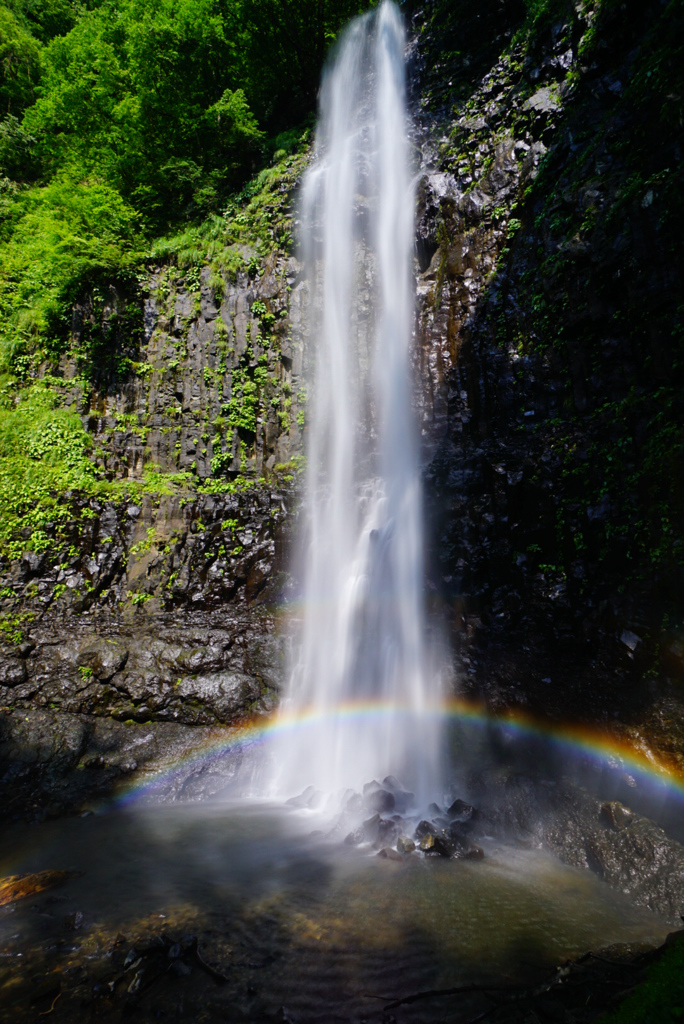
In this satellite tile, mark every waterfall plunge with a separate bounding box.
[272,1,442,802]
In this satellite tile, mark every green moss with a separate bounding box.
[0,610,34,645]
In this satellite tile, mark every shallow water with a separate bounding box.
[0,800,670,1022]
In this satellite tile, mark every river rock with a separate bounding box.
[414,819,436,839]
[362,812,381,841]
[377,847,403,861]
[397,835,416,854]
[419,833,452,857]
[381,776,415,812]
[364,788,395,813]
[376,818,399,845]
[448,798,476,822]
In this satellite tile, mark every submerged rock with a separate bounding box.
[0,870,80,906]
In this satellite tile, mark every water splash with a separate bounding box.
[271,1,442,800]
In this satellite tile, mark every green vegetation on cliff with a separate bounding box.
[0,0,371,558]
[0,0,371,364]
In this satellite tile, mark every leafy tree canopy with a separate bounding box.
[0,0,374,363]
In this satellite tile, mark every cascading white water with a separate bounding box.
[272,0,442,801]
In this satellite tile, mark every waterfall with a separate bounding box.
[272,1,442,802]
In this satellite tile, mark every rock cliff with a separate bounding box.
[2,0,683,819]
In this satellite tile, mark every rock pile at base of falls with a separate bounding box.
[286,777,486,862]
[286,771,684,924]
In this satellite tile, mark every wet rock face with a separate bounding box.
[70,252,307,485]
[0,709,223,822]
[0,480,292,811]
[470,771,684,924]
[0,484,291,617]
[410,0,684,752]
[0,216,305,821]
[0,610,282,727]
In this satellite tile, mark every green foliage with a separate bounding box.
[0,609,34,644]
[5,0,82,44]
[0,384,96,557]
[0,0,368,384]
[238,0,377,128]
[0,0,367,561]
[0,5,42,117]
[20,0,262,223]
[602,939,684,1023]
[0,175,141,364]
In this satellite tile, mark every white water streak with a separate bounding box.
[272,1,442,800]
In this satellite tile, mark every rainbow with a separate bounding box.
[111,698,684,809]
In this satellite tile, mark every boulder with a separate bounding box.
[364,788,395,814]
[447,798,476,823]
[600,801,633,831]
[414,819,436,839]
[419,833,451,858]
[377,847,403,862]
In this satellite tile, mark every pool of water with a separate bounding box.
[0,799,671,1023]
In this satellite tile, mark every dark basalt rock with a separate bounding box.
[0,657,28,687]
[414,819,437,839]
[447,798,476,822]
[600,800,634,831]
[343,827,364,846]
[361,813,382,842]
[364,787,395,814]
[471,771,684,923]
[381,775,415,811]
[419,832,449,856]
[376,818,400,847]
